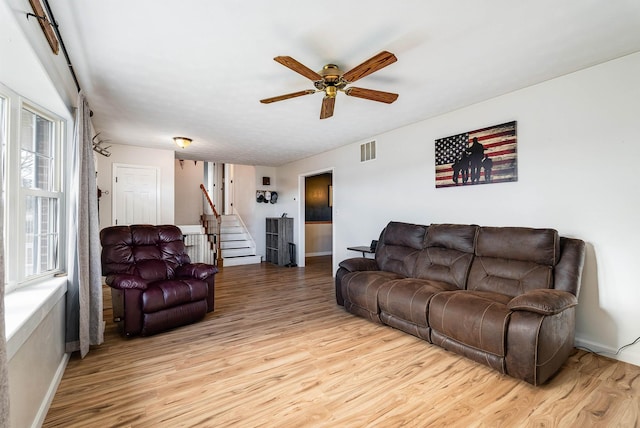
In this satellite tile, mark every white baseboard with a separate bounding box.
[305,251,332,257]
[575,336,640,367]
[32,352,70,428]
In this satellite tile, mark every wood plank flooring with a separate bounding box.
[44,256,640,427]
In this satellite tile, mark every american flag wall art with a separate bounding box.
[434,121,517,188]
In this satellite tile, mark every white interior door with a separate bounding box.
[112,164,160,225]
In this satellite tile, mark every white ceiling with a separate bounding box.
[49,0,640,166]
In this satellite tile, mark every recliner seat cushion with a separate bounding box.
[378,278,458,339]
[341,271,405,320]
[142,279,208,313]
[429,290,512,357]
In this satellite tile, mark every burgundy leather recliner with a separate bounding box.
[100,224,218,336]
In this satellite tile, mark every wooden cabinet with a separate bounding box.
[265,217,293,266]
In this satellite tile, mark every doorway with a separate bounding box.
[297,168,334,269]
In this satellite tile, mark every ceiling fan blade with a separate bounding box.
[320,96,335,119]
[341,51,397,83]
[260,89,316,104]
[274,56,323,81]
[345,87,398,104]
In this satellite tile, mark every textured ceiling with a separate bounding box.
[49,0,640,166]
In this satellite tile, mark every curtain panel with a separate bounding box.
[65,91,104,357]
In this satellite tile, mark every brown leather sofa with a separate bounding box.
[100,224,218,336]
[336,222,586,385]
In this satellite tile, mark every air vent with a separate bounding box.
[360,140,376,162]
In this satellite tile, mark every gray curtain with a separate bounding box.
[65,91,104,357]
[1,210,9,428]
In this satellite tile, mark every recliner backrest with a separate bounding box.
[467,226,560,297]
[414,224,478,289]
[100,225,191,280]
[375,222,427,277]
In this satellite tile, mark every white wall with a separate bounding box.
[174,159,204,225]
[232,164,280,259]
[2,1,74,426]
[96,143,176,227]
[277,52,640,367]
[8,296,66,428]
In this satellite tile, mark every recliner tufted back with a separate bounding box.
[467,227,560,297]
[100,224,192,280]
[375,221,427,277]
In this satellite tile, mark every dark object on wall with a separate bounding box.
[263,176,270,185]
[257,190,278,203]
[435,121,517,188]
[369,240,378,251]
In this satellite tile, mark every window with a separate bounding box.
[1,83,66,293]
[20,108,61,277]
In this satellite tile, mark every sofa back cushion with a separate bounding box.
[467,227,559,297]
[414,224,478,289]
[375,222,427,277]
[101,224,191,280]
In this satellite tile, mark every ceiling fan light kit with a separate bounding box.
[260,50,398,119]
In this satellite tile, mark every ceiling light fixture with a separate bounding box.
[173,137,192,149]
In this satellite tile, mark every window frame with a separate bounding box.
[1,83,67,293]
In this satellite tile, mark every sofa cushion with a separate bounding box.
[429,290,512,357]
[409,224,477,289]
[468,257,553,297]
[475,227,560,266]
[375,222,427,277]
[414,248,474,289]
[381,222,428,249]
[425,224,478,253]
[341,271,405,321]
[468,227,558,297]
[378,278,459,340]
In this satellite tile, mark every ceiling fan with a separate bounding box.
[260,51,398,119]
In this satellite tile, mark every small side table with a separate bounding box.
[347,246,375,257]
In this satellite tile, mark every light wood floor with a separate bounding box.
[44,256,639,427]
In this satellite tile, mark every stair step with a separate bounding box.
[220,241,251,249]
[220,232,249,241]
[220,226,244,234]
[222,247,256,258]
[222,255,262,267]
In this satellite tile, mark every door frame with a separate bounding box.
[112,163,161,225]
[296,167,335,268]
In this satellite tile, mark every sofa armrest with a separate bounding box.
[507,289,577,316]
[176,263,218,280]
[339,257,379,273]
[106,274,149,290]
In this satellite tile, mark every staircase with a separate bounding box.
[202,213,261,267]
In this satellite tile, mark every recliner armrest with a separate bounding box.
[106,274,149,290]
[507,289,577,315]
[176,263,218,280]
[338,257,379,273]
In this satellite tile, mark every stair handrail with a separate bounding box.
[200,184,223,266]
[200,184,220,218]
